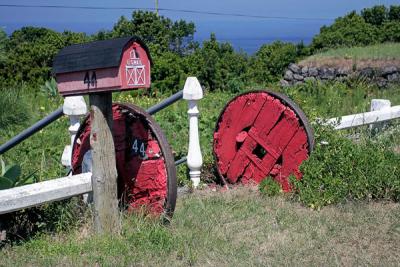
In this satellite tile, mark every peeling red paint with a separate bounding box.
[72,104,167,215]
[214,91,311,191]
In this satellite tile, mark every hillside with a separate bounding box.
[299,43,400,69]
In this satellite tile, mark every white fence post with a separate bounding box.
[370,99,391,134]
[61,96,87,171]
[183,77,203,188]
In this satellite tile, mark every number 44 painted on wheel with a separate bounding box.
[132,138,146,158]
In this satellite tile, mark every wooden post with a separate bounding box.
[89,92,120,234]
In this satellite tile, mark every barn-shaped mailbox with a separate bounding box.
[53,36,152,96]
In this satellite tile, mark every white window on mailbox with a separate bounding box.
[126,49,146,86]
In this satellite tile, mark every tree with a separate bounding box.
[361,5,388,26]
[381,21,400,42]
[0,28,7,65]
[311,11,380,50]
[4,27,64,84]
[2,27,88,86]
[110,11,195,55]
[389,5,400,21]
[184,33,248,92]
[251,41,298,85]
[61,30,89,46]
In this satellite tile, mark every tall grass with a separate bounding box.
[307,43,400,60]
[0,85,67,182]
[0,89,30,132]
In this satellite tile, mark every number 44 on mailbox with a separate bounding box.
[53,36,151,96]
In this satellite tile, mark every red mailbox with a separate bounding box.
[53,36,152,96]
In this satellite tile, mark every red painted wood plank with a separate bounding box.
[259,109,300,173]
[214,93,267,175]
[277,127,309,191]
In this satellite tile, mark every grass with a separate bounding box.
[1,81,400,266]
[300,43,400,68]
[308,43,400,60]
[0,87,69,183]
[1,187,399,266]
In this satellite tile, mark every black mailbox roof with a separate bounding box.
[52,36,152,74]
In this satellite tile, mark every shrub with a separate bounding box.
[40,78,58,98]
[381,21,400,42]
[290,125,400,209]
[151,51,185,94]
[311,5,400,51]
[361,5,388,26]
[311,11,381,50]
[251,41,299,85]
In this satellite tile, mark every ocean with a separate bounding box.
[3,19,322,55]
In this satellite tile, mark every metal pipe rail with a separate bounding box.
[174,156,187,166]
[0,91,184,156]
[146,90,183,115]
[0,107,64,155]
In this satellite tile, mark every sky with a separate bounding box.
[1,0,399,53]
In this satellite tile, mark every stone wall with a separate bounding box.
[280,63,399,88]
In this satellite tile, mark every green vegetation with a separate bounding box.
[259,176,282,197]
[251,41,308,85]
[304,42,400,61]
[311,5,400,50]
[1,5,399,91]
[0,158,35,190]
[0,86,67,183]
[1,189,399,266]
[291,125,400,209]
[1,4,400,265]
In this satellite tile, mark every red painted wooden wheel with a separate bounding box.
[71,103,177,218]
[213,90,314,191]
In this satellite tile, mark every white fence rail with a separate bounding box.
[327,99,400,130]
[0,173,91,215]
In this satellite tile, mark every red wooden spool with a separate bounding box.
[213,90,314,191]
[71,103,177,218]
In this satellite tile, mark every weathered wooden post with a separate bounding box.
[53,37,152,234]
[89,92,120,233]
[183,77,203,188]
